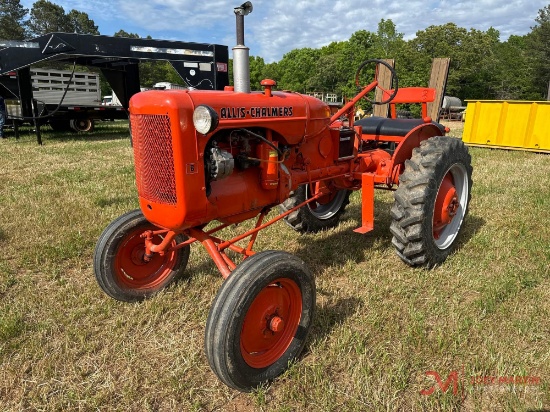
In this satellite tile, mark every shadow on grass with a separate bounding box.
[454,213,485,256]
[3,122,131,144]
[93,196,136,208]
[47,127,132,144]
[176,200,395,282]
[292,201,485,273]
[307,296,364,346]
[0,228,8,242]
[292,201,393,272]
[170,198,485,285]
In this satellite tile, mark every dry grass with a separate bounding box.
[0,121,549,411]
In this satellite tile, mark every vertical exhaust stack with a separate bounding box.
[233,2,253,93]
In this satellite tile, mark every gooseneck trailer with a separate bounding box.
[0,33,229,142]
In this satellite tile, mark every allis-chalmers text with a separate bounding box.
[219,106,294,119]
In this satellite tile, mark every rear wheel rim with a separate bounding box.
[114,227,178,289]
[306,185,348,220]
[240,278,302,368]
[433,163,469,249]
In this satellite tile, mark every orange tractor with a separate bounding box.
[94,2,472,392]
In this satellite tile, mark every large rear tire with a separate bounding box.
[93,209,190,302]
[205,251,315,392]
[280,185,351,233]
[390,136,473,267]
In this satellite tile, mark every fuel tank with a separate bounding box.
[129,88,332,231]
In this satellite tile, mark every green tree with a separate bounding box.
[491,35,539,100]
[373,19,405,58]
[276,47,321,92]
[411,23,500,99]
[0,0,28,40]
[308,50,345,93]
[249,55,266,89]
[262,61,280,86]
[113,29,139,38]
[27,1,99,37]
[27,0,70,36]
[527,4,550,98]
[66,9,98,35]
[303,41,346,93]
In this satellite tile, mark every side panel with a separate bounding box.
[462,100,550,153]
[30,68,102,105]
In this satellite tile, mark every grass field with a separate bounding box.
[0,121,549,411]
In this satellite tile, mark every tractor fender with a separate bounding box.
[391,123,444,167]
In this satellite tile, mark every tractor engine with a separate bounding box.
[129,88,335,231]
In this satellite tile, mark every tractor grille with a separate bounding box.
[131,114,177,205]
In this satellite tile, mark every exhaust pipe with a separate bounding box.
[233,2,253,93]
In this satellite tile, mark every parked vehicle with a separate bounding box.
[0,68,126,132]
[152,82,187,90]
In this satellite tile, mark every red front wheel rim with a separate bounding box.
[240,278,302,369]
[114,227,178,289]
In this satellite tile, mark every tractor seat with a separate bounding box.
[356,116,446,137]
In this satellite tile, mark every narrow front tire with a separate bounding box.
[205,251,315,392]
[93,209,190,302]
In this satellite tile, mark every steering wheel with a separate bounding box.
[355,59,399,105]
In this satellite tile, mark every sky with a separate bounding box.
[19,0,549,62]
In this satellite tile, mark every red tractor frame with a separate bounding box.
[93,2,472,392]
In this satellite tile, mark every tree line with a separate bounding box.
[246,5,550,103]
[1,0,549,101]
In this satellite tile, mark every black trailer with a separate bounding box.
[0,33,229,142]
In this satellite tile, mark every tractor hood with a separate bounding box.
[131,89,332,145]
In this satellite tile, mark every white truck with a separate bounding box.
[102,92,122,107]
[152,82,187,90]
[101,83,185,106]
[102,86,151,106]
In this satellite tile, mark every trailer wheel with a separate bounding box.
[390,136,473,267]
[205,251,315,392]
[93,209,190,302]
[280,185,351,233]
[70,118,95,132]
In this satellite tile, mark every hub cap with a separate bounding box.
[240,278,302,368]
